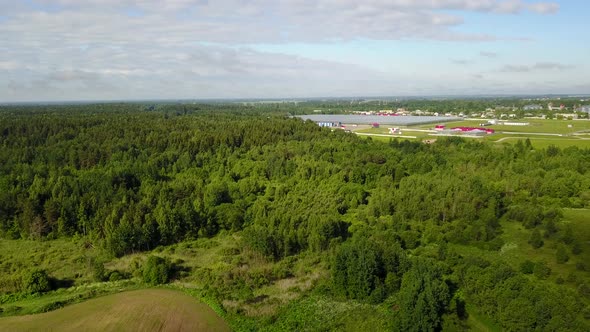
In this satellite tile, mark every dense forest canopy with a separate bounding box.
[1,102,589,330]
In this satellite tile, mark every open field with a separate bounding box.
[352,118,590,148]
[0,289,230,332]
[418,118,590,134]
[496,137,590,149]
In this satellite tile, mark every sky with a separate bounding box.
[0,0,588,102]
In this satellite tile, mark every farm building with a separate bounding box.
[434,125,445,130]
[451,127,495,135]
[372,123,380,128]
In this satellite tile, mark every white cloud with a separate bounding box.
[0,0,570,101]
[451,59,473,65]
[527,2,560,14]
[499,62,574,72]
[479,51,498,58]
[0,0,560,44]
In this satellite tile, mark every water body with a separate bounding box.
[297,114,462,126]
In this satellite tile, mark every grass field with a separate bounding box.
[353,118,590,148]
[417,118,590,134]
[497,137,590,149]
[0,289,230,332]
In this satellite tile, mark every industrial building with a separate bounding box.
[317,121,342,128]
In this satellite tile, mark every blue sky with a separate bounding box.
[0,0,588,101]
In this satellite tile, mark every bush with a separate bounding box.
[22,269,52,294]
[571,241,582,255]
[556,245,569,264]
[129,257,143,278]
[533,261,551,280]
[520,260,535,274]
[528,229,543,249]
[142,256,172,285]
[39,300,65,312]
[92,260,107,282]
[108,271,124,282]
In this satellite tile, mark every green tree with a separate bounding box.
[142,256,172,285]
[332,238,380,301]
[533,261,551,279]
[529,229,544,249]
[520,260,535,274]
[22,269,52,294]
[556,245,569,264]
[396,258,450,332]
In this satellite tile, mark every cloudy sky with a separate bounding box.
[0,0,588,101]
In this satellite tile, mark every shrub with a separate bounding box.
[142,256,172,285]
[528,229,543,249]
[22,269,52,294]
[108,271,124,282]
[533,262,551,280]
[129,257,143,278]
[92,260,107,282]
[556,245,569,264]
[39,300,65,312]
[571,241,582,255]
[520,260,535,274]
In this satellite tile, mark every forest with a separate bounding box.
[0,102,589,331]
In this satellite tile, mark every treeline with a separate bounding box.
[1,104,590,329]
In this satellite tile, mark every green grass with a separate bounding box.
[419,118,590,135]
[263,295,392,331]
[0,233,328,327]
[0,289,230,332]
[357,119,590,148]
[0,238,103,294]
[495,137,590,149]
[0,280,139,317]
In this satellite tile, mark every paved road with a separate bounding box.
[355,132,417,139]
[500,131,563,136]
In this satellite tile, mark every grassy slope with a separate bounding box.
[0,281,140,317]
[0,238,99,287]
[0,289,230,332]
